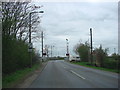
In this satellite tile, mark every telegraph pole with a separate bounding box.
[51,46,52,57]
[51,45,54,57]
[41,31,44,58]
[90,28,93,65]
[29,13,32,68]
[29,13,31,44]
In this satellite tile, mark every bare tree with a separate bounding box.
[2,2,43,42]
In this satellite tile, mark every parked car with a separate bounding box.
[69,56,80,62]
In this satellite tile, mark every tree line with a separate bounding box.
[2,2,42,76]
[74,41,119,70]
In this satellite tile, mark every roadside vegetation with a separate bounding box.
[2,63,41,88]
[71,62,119,73]
[73,41,119,73]
[2,2,43,88]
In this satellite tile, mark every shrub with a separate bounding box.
[103,58,118,69]
[74,41,90,62]
[2,36,30,75]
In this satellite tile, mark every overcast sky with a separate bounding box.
[32,1,118,57]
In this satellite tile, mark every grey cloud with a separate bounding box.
[33,2,118,56]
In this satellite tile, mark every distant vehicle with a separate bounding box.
[69,55,80,62]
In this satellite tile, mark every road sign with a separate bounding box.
[66,53,69,56]
[43,53,46,55]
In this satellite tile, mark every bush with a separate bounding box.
[2,36,30,75]
[103,58,118,69]
[32,52,40,64]
[74,42,90,62]
[93,45,108,67]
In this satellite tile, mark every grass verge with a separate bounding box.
[2,63,41,88]
[71,62,119,73]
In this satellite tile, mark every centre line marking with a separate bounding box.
[70,70,86,79]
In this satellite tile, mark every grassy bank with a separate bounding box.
[2,63,41,88]
[71,62,119,73]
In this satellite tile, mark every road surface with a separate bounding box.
[29,60,118,88]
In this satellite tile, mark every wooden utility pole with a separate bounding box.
[90,28,93,65]
[29,13,32,68]
[41,31,43,57]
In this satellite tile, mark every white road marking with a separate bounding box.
[70,70,86,79]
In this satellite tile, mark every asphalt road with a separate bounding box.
[29,60,118,88]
